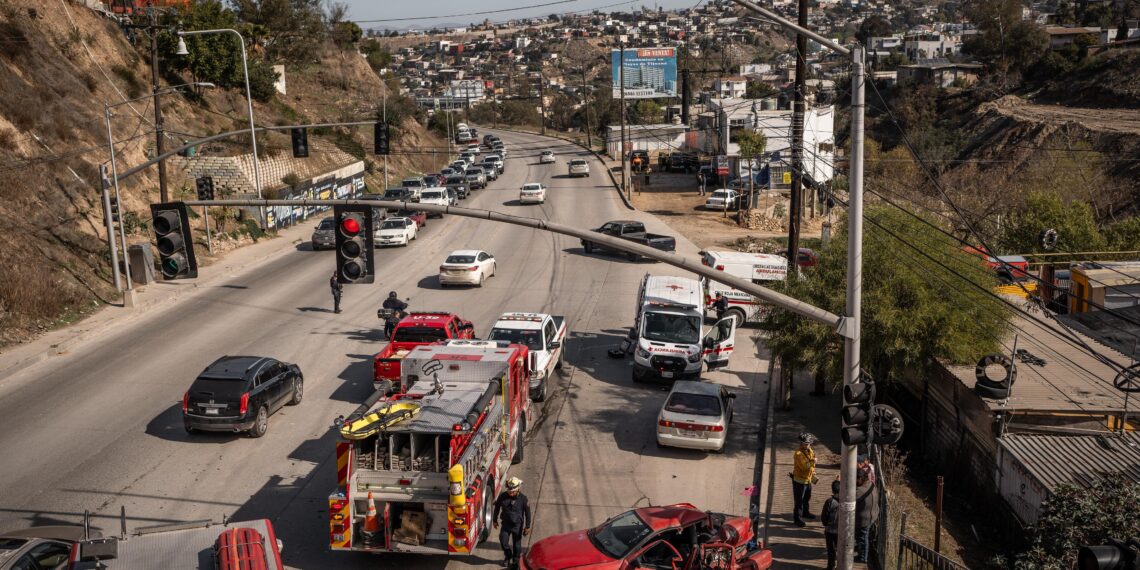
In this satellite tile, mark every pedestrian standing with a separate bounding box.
[643,171,650,188]
[820,480,841,570]
[791,432,817,527]
[493,477,532,569]
[699,171,707,196]
[858,453,877,486]
[712,293,729,321]
[329,272,342,314]
[854,469,878,563]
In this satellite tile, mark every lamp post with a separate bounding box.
[104,82,214,302]
[176,29,264,226]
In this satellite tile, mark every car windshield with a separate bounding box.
[383,191,406,199]
[422,191,444,200]
[394,210,419,217]
[643,312,701,345]
[665,392,722,416]
[466,169,481,175]
[393,326,449,343]
[487,328,542,350]
[522,184,542,191]
[402,179,422,187]
[587,510,653,559]
[316,220,334,230]
[712,191,730,198]
[381,220,405,229]
[446,177,465,184]
[570,160,586,166]
[445,255,476,263]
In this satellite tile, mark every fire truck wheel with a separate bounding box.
[512,423,526,464]
[478,484,493,545]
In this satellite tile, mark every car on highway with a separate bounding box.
[465,166,487,189]
[450,159,469,172]
[401,177,425,192]
[420,175,440,187]
[418,189,450,217]
[0,526,88,570]
[521,503,772,570]
[482,154,505,174]
[393,209,427,228]
[483,134,498,146]
[438,249,497,287]
[519,182,547,204]
[568,158,590,177]
[539,150,556,164]
[445,175,470,199]
[376,217,418,246]
[705,189,741,211]
[480,162,500,181]
[382,188,416,202]
[445,187,459,205]
[466,142,481,155]
[582,220,676,261]
[183,356,303,438]
[310,216,336,250]
[440,167,458,178]
[656,381,736,452]
[459,151,477,165]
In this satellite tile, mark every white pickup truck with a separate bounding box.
[487,312,567,402]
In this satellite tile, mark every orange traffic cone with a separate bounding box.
[362,491,381,546]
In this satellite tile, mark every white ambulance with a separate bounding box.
[701,250,788,325]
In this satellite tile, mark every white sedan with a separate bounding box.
[439,250,497,287]
[656,381,736,452]
[376,217,417,247]
[519,182,547,204]
[539,150,556,164]
[705,189,741,211]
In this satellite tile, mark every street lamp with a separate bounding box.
[177,28,264,226]
[104,82,215,301]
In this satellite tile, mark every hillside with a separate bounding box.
[0,1,446,348]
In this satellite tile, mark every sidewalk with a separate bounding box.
[761,365,865,569]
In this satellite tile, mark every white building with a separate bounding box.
[700,98,836,186]
[713,76,748,99]
[605,124,689,157]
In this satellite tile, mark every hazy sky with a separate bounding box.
[340,0,701,30]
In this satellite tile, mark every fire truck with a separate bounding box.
[329,340,532,555]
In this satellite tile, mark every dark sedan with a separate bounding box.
[183,356,303,438]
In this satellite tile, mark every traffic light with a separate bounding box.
[333,205,374,284]
[108,196,121,223]
[1079,539,1140,570]
[150,202,198,280]
[374,122,390,155]
[195,176,215,201]
[291,128,309,158]
[841,381,875,446]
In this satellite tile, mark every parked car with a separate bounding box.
[775,247,820,268]
[310,216,336,250]
[539,150,556,164]
[668,152,700,173]
[418,189,450,217]
[629,149,650,172]
[519,182,547,204]
[401,177,425,192]
[445,175,470,199]
[482,155,505,174]
[483,134,498,146]
[440,167,458,178]
[382,188,416,202]
[656,381,736,452]
[450,160,469,172]
[705,189,741,211]
[465,166,487,189]
[438,249,497,287]
[0,526,88,570]
[393,209,427,228]
[422,174,443,187]
[376,217,418,246]
[581,220,675,261]
[466,142,481,155]
[568,158,590,177]
[183,356,303,437]
[522,504,772,570]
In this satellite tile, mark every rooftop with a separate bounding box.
[1000,431,1140,491]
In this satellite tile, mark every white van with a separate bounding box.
[701,250,788,325]
[632,274,737,382]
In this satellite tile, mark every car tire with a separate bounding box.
[632,368,645,383]
[726,308,747,327]
[555,348,564,370]
[477,273,485,288]
[974,381,1009,399]
[492,263,497,277]
[532,380,547,402]
[184,423,195,435]
[627,251,638,262]
[289,377,303,405]
[249,406,269,438]
[584,242,594,254]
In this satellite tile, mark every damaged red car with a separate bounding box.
[520,503,772,570]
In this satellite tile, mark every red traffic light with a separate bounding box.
[341,216,361,236]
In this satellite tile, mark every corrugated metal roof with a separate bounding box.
[1059,305,1140,361]
[945,314,1131,413]
[1000,432,1140,492]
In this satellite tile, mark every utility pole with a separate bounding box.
[786,0,808,273]
[538,72,547,135]
[382,87,389,190]
[619,42,628,197]
[581,66,593,149]
[118,4,170,202]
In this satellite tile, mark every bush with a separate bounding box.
[111,65,144,99]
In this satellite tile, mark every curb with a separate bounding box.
[486,126,635,211]
[758,355,778,547]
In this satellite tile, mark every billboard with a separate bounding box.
[611,47,678,99]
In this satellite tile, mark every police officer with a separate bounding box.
[329,272,343,314]
[382,291,408,339]
[712,292,729,321]
[492,477,531,568]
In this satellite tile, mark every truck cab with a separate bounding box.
[373,313,476,389]
[633,275,736,383]
[701,250,788,325]
[487,313,567,402]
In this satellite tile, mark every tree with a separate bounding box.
[1104,217,1140,252]
[856,15,892,46]
[229,0,326,62]
[745,81,778,99]
[997,191,1106,256]
[1016,477,1140,568]
[766,206,1011,386]
[961,0,1048,77]
[159,1,278,101]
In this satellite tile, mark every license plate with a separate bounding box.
[205,408,219,415]
[661,371,673,378]
[682,429,699,438]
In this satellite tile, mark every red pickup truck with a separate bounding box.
[373,312,476,389]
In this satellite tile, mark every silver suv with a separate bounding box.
[568,159,590,178]
[464,166,487,189]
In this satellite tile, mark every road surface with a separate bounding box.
[0,130,771,569]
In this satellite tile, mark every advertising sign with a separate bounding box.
[611,47,678,99]
[716,155,729,177]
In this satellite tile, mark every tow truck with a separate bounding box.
[373,312,476,390]
[487,313,567,402]
[330,340,532,556]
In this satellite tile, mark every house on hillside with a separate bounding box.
[1045,26,1107,50]
[897,59,983,87]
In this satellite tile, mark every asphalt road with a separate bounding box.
[0,130,770,569]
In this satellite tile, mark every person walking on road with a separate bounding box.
[791,432,818,527]
[382,291,408,339]
[329,272,342,314]
[820,479,841,570]
[493,477,532,569]
[854,469,879,563]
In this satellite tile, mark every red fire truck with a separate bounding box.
[373,312,476,390]
[329,340,532,555]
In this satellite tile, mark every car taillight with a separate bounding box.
[239,392,250,415]
[440,265,447,272]
[709,425,725,432]
[182,391,189,413]
[469,266,479,271]
[716,265,724,270]
[659,420,674,428]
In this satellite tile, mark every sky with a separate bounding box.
[340,0,701,30]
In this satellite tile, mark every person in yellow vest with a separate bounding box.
[791,432,818,527]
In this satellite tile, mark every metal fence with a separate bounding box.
[895,513,970,570]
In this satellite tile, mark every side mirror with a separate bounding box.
[726,392,737,399]
[549,341,561,349]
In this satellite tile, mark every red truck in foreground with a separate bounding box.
[373,312,476,389]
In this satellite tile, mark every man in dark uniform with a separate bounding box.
[712,292,729,321]
[329,272,342,314]
[382,291,408,339]
[492,476,531,568]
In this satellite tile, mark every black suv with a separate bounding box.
[382,188,416,202]
[183,356,303,437]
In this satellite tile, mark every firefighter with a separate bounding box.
[382,291,408,339]
[492,477,531,568]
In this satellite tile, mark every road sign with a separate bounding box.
[716,155,729,177]
[782,171,792,185]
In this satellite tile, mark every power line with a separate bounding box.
[351,0,579,24]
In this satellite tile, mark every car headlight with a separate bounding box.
[688,352,701,363]
[636,346,651,359]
